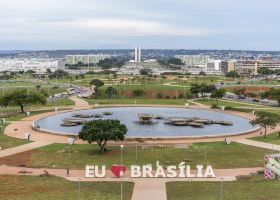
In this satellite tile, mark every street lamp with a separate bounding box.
[120,145,124,200]
[67,137,74,176]
[220,177,224,200]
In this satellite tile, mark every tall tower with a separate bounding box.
[135,46,141,63]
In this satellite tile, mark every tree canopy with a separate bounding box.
[140,69,152,76]
[257,67,274,75]
[210,88,227,104]
[105,87,117,99]
[267,88,280,106]
[79,119,127,153]
[226,71,240,80]
[250,111,280,138]
[0,89,46,113]
[49,69,69,79]
[190,84,217,99]
[90,79,104,88]
[97,58,125,69]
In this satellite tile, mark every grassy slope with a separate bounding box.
[84,98,190,105]
[251,132,280,145]
[194,98,270,108]
[0,175,134,200]
[4,142,277,169]
[0,110,66,150]
[166,174,280,200]
[0,123,29,149]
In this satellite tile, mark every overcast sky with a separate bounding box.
[0,0,280,50]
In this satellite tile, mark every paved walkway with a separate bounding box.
[234,138,280,151]
[69,96,92,109]
[0,141,52,158]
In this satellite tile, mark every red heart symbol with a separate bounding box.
[111,164,126,178]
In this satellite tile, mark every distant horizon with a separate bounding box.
[1,48,280,53]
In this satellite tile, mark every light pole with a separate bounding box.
[120,145,124,200]
[135,145,138,162]
[67,138,74,176]
[220,177,224,200]
[77,177,81,200]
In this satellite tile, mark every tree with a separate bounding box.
[0,89,46,113]
[140,69,152,76]
[35,85,41,91]
[79,120,127,153]
[90,79,104,90]
[46,69,52,74]
[233,87,246,96]
[49,69,69,79]
[200,84,217,99]
[25,70,35,74]
[133,89,145,97]
[199,71,206,76]
[226,71,240,80]
[190,84,216,99]
[250,112,280,138]
[257,67,273,76]
[190,84,202,98]
[105,87,117,99]
[210,88,226,104]
[167,58,184,65]
[97,58,125,69]
[267,88,280,106]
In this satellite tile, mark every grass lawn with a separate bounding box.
[1,142,277,169]
[84,98,191,105]
[194,98,269,108]
[251,132,280,145]
[0,175,134,200]
[0,110,68,150]
[166,174,280,200]
[0,123,29,149]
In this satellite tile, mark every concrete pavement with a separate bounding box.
[0,141,52,158]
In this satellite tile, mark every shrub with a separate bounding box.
[133,89,145,97]
[156,93,164,99]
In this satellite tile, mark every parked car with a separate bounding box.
[238,95,246,100]
[260,99,269,103]
[252,98,260,102]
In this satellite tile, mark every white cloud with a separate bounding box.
[71,18,213,36]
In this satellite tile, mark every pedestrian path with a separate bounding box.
[234,138,280,151]
[0,141,52,158]
[69,96,91,109]
[132,179,167,200]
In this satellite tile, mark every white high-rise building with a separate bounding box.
[66,54,110,65]
[174,55,210,68]
[0,58,65,73]
[135,46,141,63]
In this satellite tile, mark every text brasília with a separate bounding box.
[85,162,216,178]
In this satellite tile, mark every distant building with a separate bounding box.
[0,58,65,73]
[174,55,210,68]
[227,60,237,72]
[135,46,141,63]
[207,60,222,71]
[66,54,110,65]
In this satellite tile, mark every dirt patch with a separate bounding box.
[0,150,36,166]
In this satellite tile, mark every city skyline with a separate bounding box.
[1,0,280,50]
